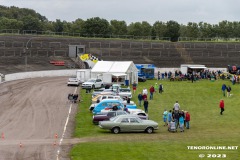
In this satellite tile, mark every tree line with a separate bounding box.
[1,5,240,42]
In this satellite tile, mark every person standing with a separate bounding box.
[167,110,172,126]
[157,71,161,80]
[226,85,231,97]
[159,83,163,94]
[142,88,148,95]
[132,81,137,94]
[219,99,225,115]
[163,109,168,126]
[191,74,194,83]
[149,85,155,100]
[185,111,190,129]
[179,115,184,132]
[143,98,149,113]
[221,84,227,97]
[173,110,180,129]
[154,83,158,93]
[137,92,143,107]
[174,101,180,112]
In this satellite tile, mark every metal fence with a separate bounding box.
[1,29,240,42]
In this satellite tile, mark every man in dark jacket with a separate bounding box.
[143,98,149,113]
[138,92,143,107]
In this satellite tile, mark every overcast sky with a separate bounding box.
[1,0,240,25]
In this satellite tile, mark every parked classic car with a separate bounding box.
[118,88,132,98]
[89,94,135,111]
[92,89,117,98]
[93,110,148,124]
[99,115,158,134]
[92,99,137,114]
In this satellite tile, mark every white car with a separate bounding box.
[118,88,132,98]
[81,78,104,89]
[67,78,81,86]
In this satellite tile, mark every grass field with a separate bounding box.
[70,79,240,160]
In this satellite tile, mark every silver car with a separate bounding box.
[118,88,132,98]
[99,115,158,134]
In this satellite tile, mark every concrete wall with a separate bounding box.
[3,69,78,82]
[0,67,227,83]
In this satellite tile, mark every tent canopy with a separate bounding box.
[189,66,206,69]
[91,61,138,84]
[91,61,137,73]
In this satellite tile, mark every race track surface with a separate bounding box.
[0,77,79,160]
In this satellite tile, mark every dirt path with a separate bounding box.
[0,77,79,160]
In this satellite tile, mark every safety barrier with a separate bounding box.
[49,61,65,66]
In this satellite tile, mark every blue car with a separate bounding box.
[92,99,137,114]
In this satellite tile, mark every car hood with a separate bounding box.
[83,82,94,85]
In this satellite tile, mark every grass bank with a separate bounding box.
[70,79,240,160]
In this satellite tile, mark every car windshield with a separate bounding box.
[87,79,95,82]
[120,89,130,92]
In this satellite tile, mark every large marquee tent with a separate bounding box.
[91,61,138,85]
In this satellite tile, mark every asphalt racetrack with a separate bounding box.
[0,77,79,160]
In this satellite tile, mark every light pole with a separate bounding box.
[24,37,33,71]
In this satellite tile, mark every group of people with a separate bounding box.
[163,101,191,132]
[68,93,79,103]
[221,84,232,97]
[135,83,164,113]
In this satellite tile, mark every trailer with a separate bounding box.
[180,64,207,75]
[135,64,155,79]
[76,69,91,82]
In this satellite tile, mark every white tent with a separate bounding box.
[91,61,138,85]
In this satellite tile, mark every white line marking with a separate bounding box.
[56,87,77,160]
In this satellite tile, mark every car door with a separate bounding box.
[119,118,130,131]
[96,79,102,88]
[129,117,144,131]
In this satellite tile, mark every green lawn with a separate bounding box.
[70,79,240,160]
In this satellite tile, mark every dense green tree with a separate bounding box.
[52,19,64,32]
[165,20,180,42]
[2,5,240,40]
[83,17,110,37]
[127,21,152,38]
[179,24,188,37]
[186,22,199,38]
[110,20,127,35]
[21,15,42,31]
[217,20,230,38]
[141,21,152,37]
[152,21,167,39]
[127,22,142,37]
[0,17,23,30]
[70,18,85,34]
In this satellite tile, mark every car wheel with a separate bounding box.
[101,84,104,88]
[92,85,95,89]
[111,127,120,134]
[146,127,154,134]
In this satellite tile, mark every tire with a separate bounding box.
[111,127,120,134]
[92,85,95,89]
[138,113,145,116]
[146,127,154,134]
